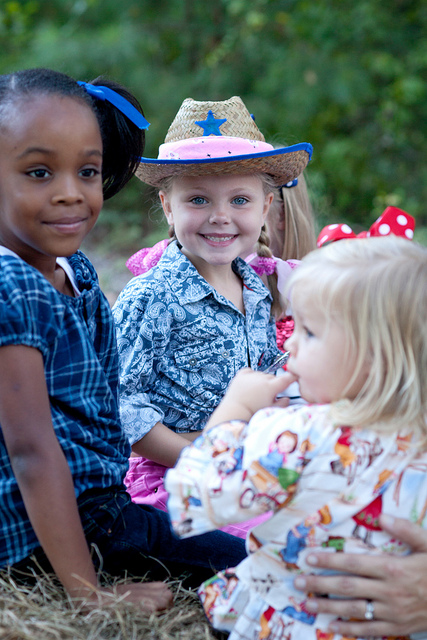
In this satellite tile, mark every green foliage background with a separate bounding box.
[2,0,427,250]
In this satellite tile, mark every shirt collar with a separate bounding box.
[0,245,79,295]
[157,240,272,307]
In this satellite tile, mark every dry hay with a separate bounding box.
[0,570,223,640]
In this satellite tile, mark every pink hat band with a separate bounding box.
[158,136,275,161]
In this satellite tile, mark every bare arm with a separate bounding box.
[131,421,199,467]
[293,513,427,638]
[0,345,172,611]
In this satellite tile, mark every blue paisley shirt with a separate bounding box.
[112,241,279,443]
[0,248,130,568]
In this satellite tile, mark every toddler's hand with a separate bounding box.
[207,368,296,428]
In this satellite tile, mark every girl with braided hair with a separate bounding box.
[112,96,312,536]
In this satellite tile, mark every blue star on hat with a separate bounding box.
[195,110,227,136]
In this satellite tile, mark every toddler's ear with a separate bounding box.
[159,191,174,224]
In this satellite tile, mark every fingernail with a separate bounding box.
[294,576,306,589]
[306,554,318,565]
[305,600,318,613]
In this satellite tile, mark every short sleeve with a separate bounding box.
[0,257,61,355]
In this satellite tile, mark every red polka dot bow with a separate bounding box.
[317,206,415,248]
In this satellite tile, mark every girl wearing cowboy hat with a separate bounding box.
[112,96,312,536]
[125,158,317,352]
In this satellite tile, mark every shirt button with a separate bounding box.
[189,357,197,367]
[222,350,230,359]
[153,487,158,493]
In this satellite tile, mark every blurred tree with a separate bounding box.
[1,0,426,247]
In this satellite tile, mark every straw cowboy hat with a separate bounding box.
[136,96,313,187]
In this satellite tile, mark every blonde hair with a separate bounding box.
[288,236,427,435]
[267,172,316,261]
[253,173,282,317]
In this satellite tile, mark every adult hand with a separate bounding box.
[293,514,427,638]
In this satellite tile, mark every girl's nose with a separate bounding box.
[209,206,231,224]
[284,332,296,355]
[51,175,84,205]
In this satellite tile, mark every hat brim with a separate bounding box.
[136,142,313,188]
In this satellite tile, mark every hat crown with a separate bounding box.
[164,96,265,144]
[136,95,312,188]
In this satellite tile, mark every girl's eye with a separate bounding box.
[80,167,101,179]
[304,326,315,338]
[190,196,207,205]
[28,168,50,179]
[232,196,248,205]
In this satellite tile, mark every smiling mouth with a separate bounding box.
[46,218,88,232]
[45,218,88,237]
[202,234,237,242]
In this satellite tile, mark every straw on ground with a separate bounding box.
[0,571,222,640]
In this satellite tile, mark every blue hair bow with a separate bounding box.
[282,178,298,188]
[77,81,150,130]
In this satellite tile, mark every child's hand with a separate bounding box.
[227,367,297,415]
[75,581,173,613]
[206,367,296,428]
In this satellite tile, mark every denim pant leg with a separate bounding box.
[79,486,247,587]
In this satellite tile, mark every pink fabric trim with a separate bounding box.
[126,239,168,276]
[246,255,277,276]
[245,254,300,295]
[158,136,274,161]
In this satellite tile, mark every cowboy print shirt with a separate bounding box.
[112,241,278,443]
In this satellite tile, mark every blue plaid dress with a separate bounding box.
[0,249,130,567]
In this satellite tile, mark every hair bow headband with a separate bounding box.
[77,81,150,130]
[317,206,415,248]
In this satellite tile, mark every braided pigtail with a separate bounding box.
[254,224,285,318]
